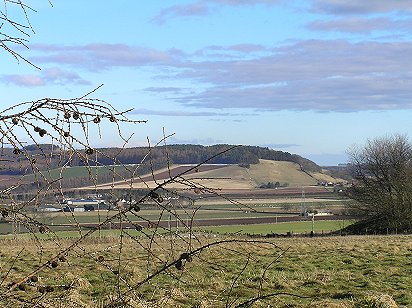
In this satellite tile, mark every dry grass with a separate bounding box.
[0,234,410,307]
[247,160,318,186]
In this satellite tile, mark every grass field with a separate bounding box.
[200,220,354,235]
[0,205,350,235]
[2,220,355,240]
[2,208,295,227]
[0,234,410,307]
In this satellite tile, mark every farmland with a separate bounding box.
[0,194,351,236]
[2,159,350,236]
[6,157,406,307]
[82,159,339,190]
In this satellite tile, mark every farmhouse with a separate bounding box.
[63,198,107,211]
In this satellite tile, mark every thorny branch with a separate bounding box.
[0,1,296,306]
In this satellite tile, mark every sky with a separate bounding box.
[1,0,412,166]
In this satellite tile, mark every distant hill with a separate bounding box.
[83,144,323,172]
[85,159,338,191]
[1,143,321,174]
[322,165,352,181]
[2,144,339,191]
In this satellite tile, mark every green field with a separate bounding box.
[1,220,355,240]
[1,208,294,227]
[201,220,354,235]
[0,206,351,236]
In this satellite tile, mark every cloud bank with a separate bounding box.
[10,1,411,112]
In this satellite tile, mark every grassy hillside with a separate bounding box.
[249,160,317,186]
[187,160,337,188]
[187,160,318,187]
[86,159,339,190]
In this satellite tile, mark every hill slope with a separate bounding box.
[86,159,337,190]
[3,144,338,192]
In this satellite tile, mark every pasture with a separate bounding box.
[200,220,354,235]
[0,234,410,307]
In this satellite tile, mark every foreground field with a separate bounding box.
[0,234,410,307]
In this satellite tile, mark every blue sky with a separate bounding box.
[2,0,412,165]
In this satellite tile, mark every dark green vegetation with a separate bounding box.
[0,234,409,307]
[346,134,412,234]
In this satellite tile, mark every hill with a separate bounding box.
[0,144,321,174]
[2,144,341,192]
[85,159,338,191]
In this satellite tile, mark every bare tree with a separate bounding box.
[0,0,53,68]
[346,134,412,233]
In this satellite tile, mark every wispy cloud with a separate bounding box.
[152,0,281,23]
[29,44,176,71]
[2,75,45,87]
[143,87,187,94]
[307,17,412,34]
[311,0,412,15]
[262,143,301,149]
[1,67,90,87]
[194,44,269,60]
[167,136,224,145]
[152,2,209,24]
[130,108,256,117]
